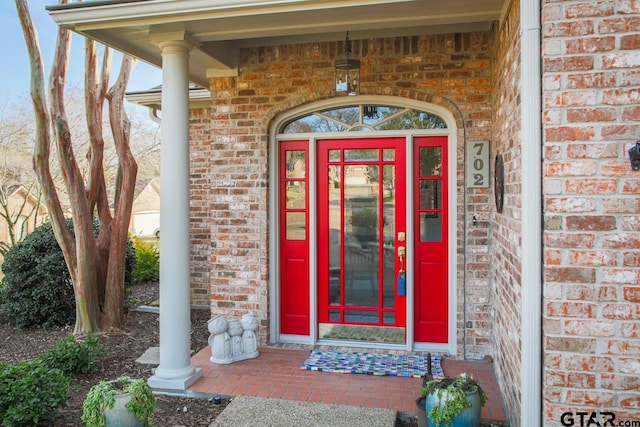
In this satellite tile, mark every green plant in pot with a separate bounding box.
[419,373,488,427]
[82,376,156,427]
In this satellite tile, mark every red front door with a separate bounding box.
[413,136,448,343]
[279,136,449,344]
[317,138,407,343]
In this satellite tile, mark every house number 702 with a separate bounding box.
[466,141,490,188]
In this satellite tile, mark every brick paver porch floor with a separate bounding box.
[188,346,507,423]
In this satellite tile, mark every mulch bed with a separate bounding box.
[0,283,228,426]
[0,282,486,426]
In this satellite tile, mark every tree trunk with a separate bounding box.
[16,0,137,335]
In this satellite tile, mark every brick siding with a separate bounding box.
[190,32,496,354]
[491,1,523,424]
[542,0,640,424]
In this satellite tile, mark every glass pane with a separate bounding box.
[286,151,306,178]
[419,180,441,210]
[420,212,442,242]
[329,150,340,162]
[419,147,442,176]
[286,181,306,209]
[280,106,446,133]
[345,149,379,162]
[363,106,404,126]
[377,110,447,130]
[382,165,396,309]
[345,310,379,324]
[322,106,359,126]
[282,114,348,133]
[286,212,306,240]
[328,165,342,305]
[345,165,379,307]
[383,149,395,161]
[383,312,396,325]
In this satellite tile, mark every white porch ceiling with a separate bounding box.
[48,0,507,87]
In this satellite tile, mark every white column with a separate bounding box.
[148,39,202,390]
[520,1,542,425]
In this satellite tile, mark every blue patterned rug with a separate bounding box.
[300,350,444,378]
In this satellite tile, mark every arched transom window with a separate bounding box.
[281,105,447,133]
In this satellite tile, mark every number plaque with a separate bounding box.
[466,141,490,188]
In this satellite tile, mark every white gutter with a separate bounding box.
[520,0,542,426]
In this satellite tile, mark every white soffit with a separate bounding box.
[48,0,506,85]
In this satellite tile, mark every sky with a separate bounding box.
[0,1,162,114]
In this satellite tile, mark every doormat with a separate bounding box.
[300,350,443,378]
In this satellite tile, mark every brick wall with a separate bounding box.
[542,0,640,424]
[190,32,496,355]
[189,108,213,308]
[491,1,523,424]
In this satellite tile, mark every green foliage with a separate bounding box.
[132,237,159,284]
[37,335,105,376]
[0,361,70,426]
[421,373,488,426]
[82,376,156,427]
[0,334,104,425]
[0,219,136,328]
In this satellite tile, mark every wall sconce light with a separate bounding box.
[629,141,640,171]
[335,32,360,96]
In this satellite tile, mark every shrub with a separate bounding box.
[0,361,70,426]
[0,219,137,328]
[132,237,159,284]
[38,334,105,376]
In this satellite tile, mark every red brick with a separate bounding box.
[603,233,640,250]
[565,284,617,301]
[599,16,640,33]
[544,21,595,37]
[620,395,640,409]
[623,286,640,302]
[565,390,615,406]
[544,233,595,248]
[567,72,617,89]
[565,178,617,193]
[602,303,640,320]
[567,250,618,266]
[564,320,615,337]
[565,2,614,19]
[601,373,640,390]
[603,269,640,286]
[566,215,617,231]
[544,56,594,72]
[621,34,640,50]
[547,301,596,318]
[617,0,640,14]
[565,37,615,54]
[546,160,597,175]
[603,53,640,69]
[546,266,596,283]
[566,107,617,122]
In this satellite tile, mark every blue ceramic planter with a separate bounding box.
[419,390,481,427]
[103,393,146,427]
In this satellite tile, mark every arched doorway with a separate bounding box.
[271,97,456,351]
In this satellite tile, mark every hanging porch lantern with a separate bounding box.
[335,32,360,96]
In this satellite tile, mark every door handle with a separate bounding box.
[397,245,406,296]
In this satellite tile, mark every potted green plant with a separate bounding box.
[417,373,488,427]
[82,376,156,427]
